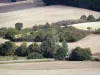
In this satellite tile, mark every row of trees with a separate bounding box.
[0,39,92,61]
[43,0,100,11]
[2,22,90,42]
[52,15,100,26]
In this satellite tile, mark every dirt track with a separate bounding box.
[0,61,100,70]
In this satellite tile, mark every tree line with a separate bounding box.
[43,0,100,11]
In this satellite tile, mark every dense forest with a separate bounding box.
[43,0,100,11]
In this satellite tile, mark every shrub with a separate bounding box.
[27,52,43,59]
[69,47,92,61]
[54,47,67,60]
[27,43,40,54]
[5,28,18,40]
[15,42,28,56]
[15,23,23,31]
[94,28,100,34]
[87,15,96,22]
[0,41,17,56]
[80,15,87,22]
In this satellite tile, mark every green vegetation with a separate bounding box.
[0,41,17,56]
[94,28,100,34]
[27,52,43,59]
[69,47,92,61]
[15,42,28,56]
[15,23,23,31]
[43,0,100,11]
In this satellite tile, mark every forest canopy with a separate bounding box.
[43,0,100,11]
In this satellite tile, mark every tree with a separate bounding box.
[40,34,56,58]
[62,40,69,55]
[80,15,87,22]
[54,47,67,60]
[69,47,92,61]
[27,43,40,54]
[15,23,23,31]
[87,15,96,22]
[5,28,18,40]
[0,41,17,56]
[15,42,28,56]
[27,52,43,59]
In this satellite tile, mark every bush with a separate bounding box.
[69,47,92,61]
[27,43,40,54]
[0,41,17,56]
[54,47,67,60]
[27,52,43,59]
[87,15,96,22]
[80,15,87,22]
[94,28,100,34]
[15,42,28,56]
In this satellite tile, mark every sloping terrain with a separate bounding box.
[0,5,100,28]
[69,22,100,30]
[68,34,100,57]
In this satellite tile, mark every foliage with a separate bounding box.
[69,47,92,61]
[15,23,23,31]
[80,15,87,22]
[27,52,43,59]
[5,28,18,40]
[0,41,17,56]
[40,35,56,58]
[87,15,96,22]
[0,28,7,37]
[43,0,100,11]
[27,43,40,54]
[94,28,100,34]
[15,42,28,56]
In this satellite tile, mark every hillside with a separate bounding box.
[0,5,100,28]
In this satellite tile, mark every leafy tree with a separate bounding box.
[62,40,69,55]
[0,41,17,56]
[40,34,56,58]
[15,42,28,56]
[69,47,92,61]
[87,15,96,22]
[5,28,18,40]
[54,47,67,60]
[27,52,43,59]
[15,23,23,31]
[27,43,40,54]
[80,15,87,22]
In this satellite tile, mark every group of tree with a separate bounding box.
[43,0,100,11]
[1,21,91,42]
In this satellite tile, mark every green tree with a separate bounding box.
[87,15,96,22]
[15,42,28,56]
[62,40,69,55]
[40,34,56,58]
[5,28,18,40]
[80,15,87,22]
[27,43,40,54]
[69,47,92,61]
[54,47,67,60]
[0,41,17,56]
[15,23,23,31]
